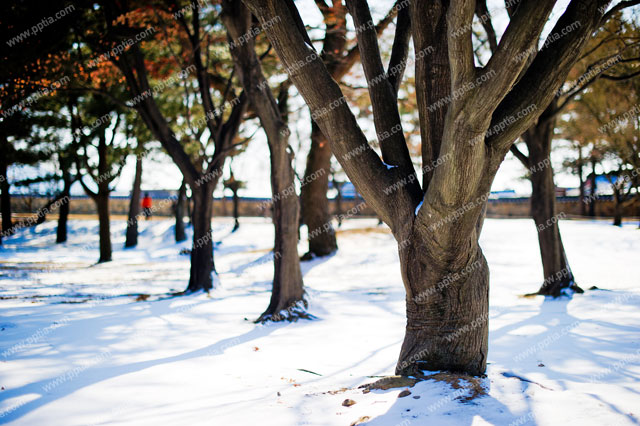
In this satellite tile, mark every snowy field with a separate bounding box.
[0,217,639,426]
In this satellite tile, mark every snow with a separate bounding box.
[382,162,398,170]
[415,201,423,216]
[1,217,639,425]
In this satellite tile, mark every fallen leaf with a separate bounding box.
[398,389,411,398]
[342,399,356,407]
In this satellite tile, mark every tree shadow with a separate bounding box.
[0,297,301,424]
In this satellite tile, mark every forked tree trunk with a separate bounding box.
[300,122,337,258]
[524,122,582,297]
[396,244,489,376]
[96,192,112,263]
[175,180,187,242]
[243,0,607,376]
[222,0,304,321]
[125,155,143,248]
[56,177,72,244]
[187,183,215,292]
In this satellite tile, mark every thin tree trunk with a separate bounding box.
[96,192,112,263]
[577,147,586,216]
[300,122,337,258]
[175,180,187,242]
[56,177,72,244]
[259,139,305,320]
[125,155,143,248]
[613,191,623,226]
[1,157,12,236]
[222,1,305,320]
[187,184,215,292]
[96,130,112,263]
[335,182,343,228]
[232,188,239,232]
[588,161,597,217]
[524,121,582,297]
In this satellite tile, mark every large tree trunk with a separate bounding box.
[524,120,582,297]
[1,157,12,237]
[300,122,337,258]
[125,155,143,248]
[175,180,187,242]
[56,177,72,244]
[396,243,489,376]
[96,192,112,263]
[186,183,215,292]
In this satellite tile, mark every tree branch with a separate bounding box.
[242,0,420,230]
[487,0,608,154]
[387,3,411,94]
[446,0,476,92]
[475,0,498,53]
[345,0,419,193]
[332,0,400,80]
[601,0,640,24]
[510,144,530,167]
[474,0,556,113]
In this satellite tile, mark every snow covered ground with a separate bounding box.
[0,217,639,426]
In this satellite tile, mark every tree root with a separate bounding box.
[255,300,316,323]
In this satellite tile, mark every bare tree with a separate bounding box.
[243,0,613,375]
[99,1,248,291]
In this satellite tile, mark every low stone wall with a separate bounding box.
[485,196,640,218]
[9,194,640,219]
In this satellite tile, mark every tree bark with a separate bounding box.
[175,180,187,242]
[396,244,489,376]
[187,183,215,292]
[56,176,72,244]
[523,118,582,297]
[125,154,143,248]
[300,122,337,257]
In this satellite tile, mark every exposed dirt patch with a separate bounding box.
[420,372,487,401]
[359,376,419,393]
